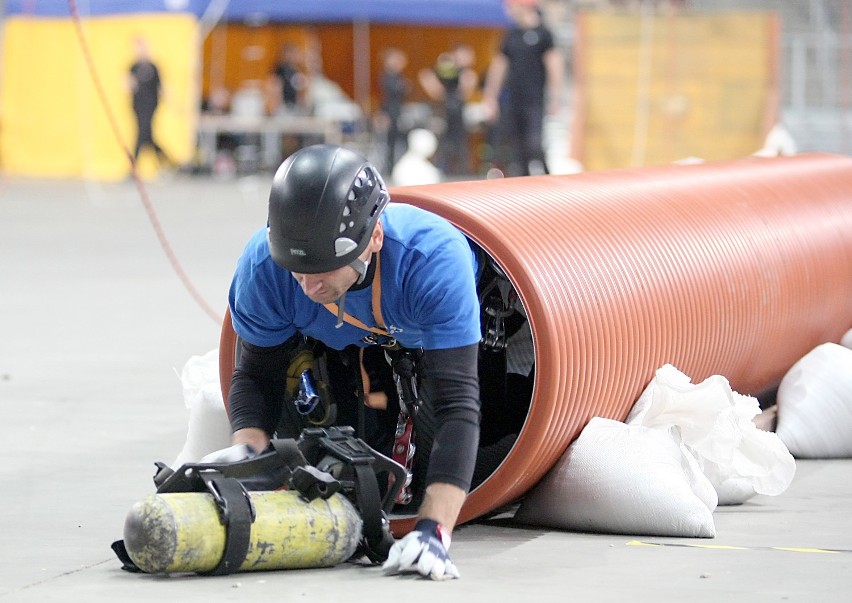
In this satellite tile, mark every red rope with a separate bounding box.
[67,0,222,324]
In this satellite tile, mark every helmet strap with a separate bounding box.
[334,253,377,328]
[349,253,378,290]
[334,291,347,328]
[350,256,370,285]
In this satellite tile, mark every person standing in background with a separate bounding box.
[268,42,310,158]
[482,0,563,176]
[269,42,309,114]
[128,36,172,169]
[418,44,479,177]
[377,47,411,174]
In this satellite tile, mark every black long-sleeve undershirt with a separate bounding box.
[418,343,481,491]
[228,338,295,436]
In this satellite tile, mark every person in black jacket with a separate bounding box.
[482,0,563,176]
[418,44,479,176]
[127,37,171,169]
[269,42,308,113]
[377,47,411,174]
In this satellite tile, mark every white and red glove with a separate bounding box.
[381,519,460,581]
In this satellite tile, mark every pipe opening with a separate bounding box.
[468,242,534,493]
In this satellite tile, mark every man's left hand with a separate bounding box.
[381,519,460,580]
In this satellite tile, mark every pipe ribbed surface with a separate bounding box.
[220,153,852,533]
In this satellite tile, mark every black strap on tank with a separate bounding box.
[353,462,388,561]
[110,540,140,573]
[199,471,255,576]
[305,427,396,562]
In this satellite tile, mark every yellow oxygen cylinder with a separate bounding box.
[122,489,363,574]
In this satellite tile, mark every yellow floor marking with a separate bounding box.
[626,541,848,554]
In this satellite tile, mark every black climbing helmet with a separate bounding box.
[267,144,389,274]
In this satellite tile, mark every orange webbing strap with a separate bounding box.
[322,255,392,411]
[323,255,389,337]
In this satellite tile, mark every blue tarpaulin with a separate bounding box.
[6,0,509,26]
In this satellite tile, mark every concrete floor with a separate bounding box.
[1,175,850,602]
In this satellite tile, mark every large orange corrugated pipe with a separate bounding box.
[220,153,852,535]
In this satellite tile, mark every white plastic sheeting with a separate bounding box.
[172,348,232,468]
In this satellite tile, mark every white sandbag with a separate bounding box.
[627,364,796,504]
[172,348,233,467]
[515,417,717,538]
[841,328,852,350]
[775,342,852,458]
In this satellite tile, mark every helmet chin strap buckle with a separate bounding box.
[350,256,370,285]
[333,257,370,329]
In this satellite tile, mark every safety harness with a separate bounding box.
[111,426,405,575]
[321,254,420,505]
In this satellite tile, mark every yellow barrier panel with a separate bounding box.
[1,13,198,180]
[572,11,779,171]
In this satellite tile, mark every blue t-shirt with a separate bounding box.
[229,203,481,351]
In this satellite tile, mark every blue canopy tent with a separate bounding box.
[207,0,509,26]
[5,0,508,26]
